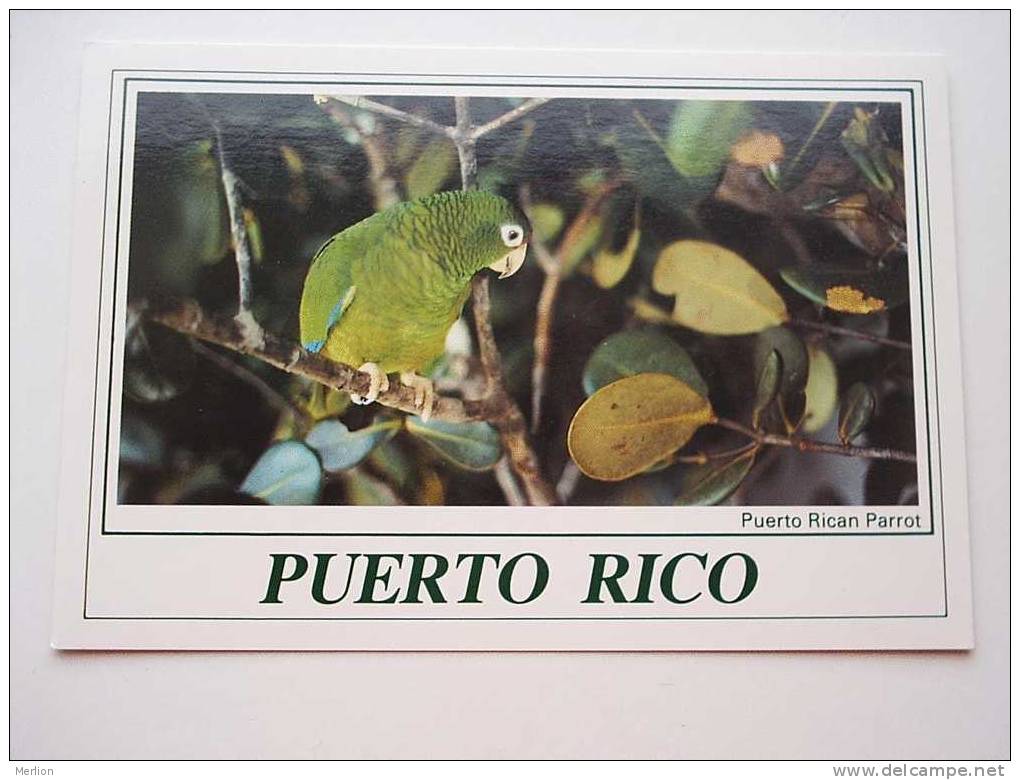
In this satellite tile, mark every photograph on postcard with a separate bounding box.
[119,89,919,510]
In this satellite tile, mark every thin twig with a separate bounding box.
[783,101,838,186]
[318,95,450,137]
[523,180,621,433]
[452,96,478,190]
[141,299,487,424]
[672,442,761,465]
[191,340,312,429]
[494,458,526,506]
[470,98,550,139]
[316,99,399,210]
[556,461,582,504]
[627,297,911,351]
[323,94,550,146]
[517,185,558,271]
[713,417,916,463]
[449,96,557,505]
[521,182,561,432]
[790,318,911,351]
[212,122,265,349]
[469,276,557,505]
[530,272,562,433]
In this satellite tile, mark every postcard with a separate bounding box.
[52,44,972,649]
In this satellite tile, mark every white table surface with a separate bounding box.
[10,10,1009,759]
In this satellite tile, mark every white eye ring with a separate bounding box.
[500,223,525,248]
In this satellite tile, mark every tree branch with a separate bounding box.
[530,272,561,433]
[212,123,264,349]
[494,458,527,506]
[713,417,916,463]
[448,96,557,505]
[469,276,557,505]
[190,340,312,429]
[522,180,621,434]
[555,461,582,504]
[470,98,550,139]
[316,95,451,138]
[140,299,488,424]
[789,317,912,351]
[452,96,478,190]
[628,297,912,351]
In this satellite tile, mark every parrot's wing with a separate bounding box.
[299,213,385,353]
[301,283,356,353]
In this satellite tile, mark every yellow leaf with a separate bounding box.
[416,467,445,505]
[802,347,838,433]
[279,144,304,175]
[593,226,641,289]
[731,130,785,167]
[529,203,566,243]
[567,373,714,481]
[652,240,788,334]
[822,193,870,222]
[824,285,885,314]
[628,297,674,325]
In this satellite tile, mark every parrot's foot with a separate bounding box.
[400,372,436,421]
[351,362,389,405]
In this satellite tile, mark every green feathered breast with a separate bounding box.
[300,190,527,374]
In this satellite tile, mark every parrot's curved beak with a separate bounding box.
[489,243,528,279]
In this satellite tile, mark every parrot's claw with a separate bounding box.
[351,362,389,405]
[400,373,436,421]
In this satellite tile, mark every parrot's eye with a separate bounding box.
[500,224,525,248]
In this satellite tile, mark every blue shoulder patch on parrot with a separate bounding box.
[302,285,357,353]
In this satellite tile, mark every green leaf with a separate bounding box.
[240,440,322,505]
[614,122,716,210]
[840,108,895,192]
[754,327,808,398]
[119,413,166,468]
[675,450,757,506]
[405,417,503,471]
[529,203,566,243]
[665,100,753,179]
[305,384,351,422]
[177,140,231,265]
[653,240,788,334]
[343,468,403,506]
[279,144,305,175]
[780,264,909,313]
[592,220,641,289]
[367,438,416,493]
[243,207,264,264]
[802,347,838,433]
[582,329,708,397]
[404,136,457,199]
[753,326,808,428]
[751,349,782,429]
[393,125,422,167]
[838,383,876,445]
[305,418,399,472]
[568,373,715,482]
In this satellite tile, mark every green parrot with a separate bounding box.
[300,189,530,419]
